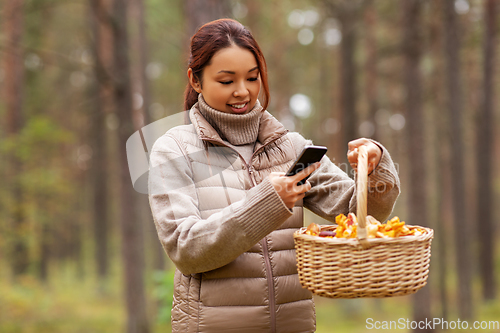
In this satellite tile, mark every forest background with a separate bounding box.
[1,0,499,332]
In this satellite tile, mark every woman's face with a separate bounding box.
[189,45,262,114]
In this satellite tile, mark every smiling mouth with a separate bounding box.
[228,102,248,109]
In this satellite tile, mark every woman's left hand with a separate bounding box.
[347,138,382,174]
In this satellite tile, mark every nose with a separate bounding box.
[233,80,249,98]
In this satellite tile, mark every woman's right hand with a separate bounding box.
[268,162,321,209]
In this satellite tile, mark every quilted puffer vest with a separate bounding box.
[169,109,315,333]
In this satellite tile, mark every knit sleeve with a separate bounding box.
[148,132,292,275]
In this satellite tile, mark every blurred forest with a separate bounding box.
[0,0,499,332]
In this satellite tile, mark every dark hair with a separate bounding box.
[184,19,270,111]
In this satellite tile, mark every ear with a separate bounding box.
[187,68,202,93]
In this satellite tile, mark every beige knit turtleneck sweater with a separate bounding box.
[197,94,263,146]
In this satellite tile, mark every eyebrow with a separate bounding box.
[217,66,259,74]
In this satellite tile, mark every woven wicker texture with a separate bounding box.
[294,146,434,298]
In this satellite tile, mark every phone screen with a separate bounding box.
[286,145,327,185]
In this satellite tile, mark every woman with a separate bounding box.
[149,18,400,333]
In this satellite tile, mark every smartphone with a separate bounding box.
[286,145,328,185]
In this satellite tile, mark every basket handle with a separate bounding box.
[356,145,369,247]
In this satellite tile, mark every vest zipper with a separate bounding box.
[245,152,275,332]
[247,165,256,187]
[261,238,276,333]
[203,137,281,332]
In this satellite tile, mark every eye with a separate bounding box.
[219,81,232,85]
[248,77,258,82]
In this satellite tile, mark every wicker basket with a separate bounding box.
[294,146,433,298]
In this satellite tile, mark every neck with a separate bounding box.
[197,94,263,145]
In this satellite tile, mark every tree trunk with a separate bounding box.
[73,219,85,280]
[338,3,358,160]
[129,0,150,130]
[112,0,149,331]
[402,1,434,331]
[363,0,378,141]
[38,223,50,281]
[477,0,497,301]
[183,0,232,37]
[322,0,361,173]
[3,0,28,278]
[429,0,449,320]
[442,0,472,320]
[89,0,113,284]
[128,0,165,271]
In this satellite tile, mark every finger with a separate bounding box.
[294,179,312,193]
[348,138,369,152]
[365,142,379,156]
[368,155,378,167]
[301,180,312,192]
[347,149,359,168]
[347,148,358,161]
[293,162,321,181]
[365,142,382,172]
[350,140,378,158]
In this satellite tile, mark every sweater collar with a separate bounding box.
[190,95,288,147]
[196,94,262,146]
